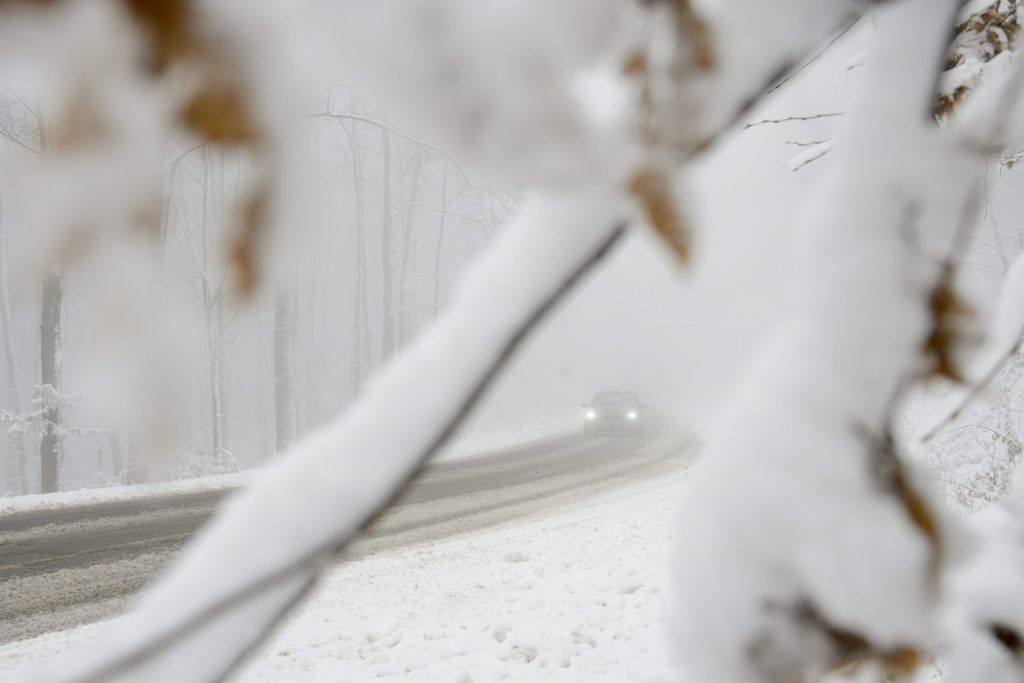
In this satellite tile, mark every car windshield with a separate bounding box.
[591,392,637,408]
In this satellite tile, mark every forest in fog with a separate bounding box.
[0,90,525,494]
[6,23,1024,512]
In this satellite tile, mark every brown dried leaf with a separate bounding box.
[622,51,647,78]
[180,84,258,145]
[231,188,269,298]
[629,167,690,264]
[622,51,659,146]
[935,86,969,120]
[991,622,1024,658]
[54,90,107,149]
[937,1,1020,118]
[922,275,971,383]
[673,0,715,71]
[880,648,922,677]
[785,601,921,679]
[121,0,193,74]
[899,475,940,548]
[860,424,941,553]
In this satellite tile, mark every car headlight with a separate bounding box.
[627,412,638,420]
[586,411,596,420]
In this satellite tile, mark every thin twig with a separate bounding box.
[920,50,1024,443]
[744,112,846,130]
[921,339,1023,443]
[311,111,474,187]
[791,141,835,171]
[767,17,861,94]
[0,120,43,154]
[786,139,831,147]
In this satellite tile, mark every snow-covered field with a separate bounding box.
[0,464,687,682]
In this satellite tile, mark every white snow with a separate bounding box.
[671,2,983,681]
[0,467,688,683]
[0,471,256,516]
[789,139,835,172]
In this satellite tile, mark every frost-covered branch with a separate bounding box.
[312,110,474,186]
[0,385,108,439]
[0,118,43,155]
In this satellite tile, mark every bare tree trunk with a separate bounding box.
[201,148,226,460]
[38,268,63,494]
[274,288,297,452]
[396,150,422,347]
[302,258,317,434]
[380,129,395,363]
[257,311,272,458]
[350,122,370,393]
[0,187,27,494]
[108,428,124,483]
[206,312,225,457]
[432,160,449,321]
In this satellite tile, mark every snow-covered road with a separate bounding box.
[0,433,695,647]
[0,434,695,682]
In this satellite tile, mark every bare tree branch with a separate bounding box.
[766,17,861,94]
[311,111,475,187]
[743,112,846,130]
[0,119,43,155]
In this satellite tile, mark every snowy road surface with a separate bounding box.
[0,433,693,645]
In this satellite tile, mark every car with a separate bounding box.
[582,391,646,435]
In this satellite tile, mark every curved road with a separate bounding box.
[0,433,695,645]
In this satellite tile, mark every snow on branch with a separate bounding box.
[938,0,1022,118]
[921,251,1024,443]
[39,193,630,683]
[0,385,107,440]
[672,1,990,681]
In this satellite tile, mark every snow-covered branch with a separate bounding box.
[673,2,985,681]
[40,193,630,683]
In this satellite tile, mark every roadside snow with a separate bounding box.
[0,472,256,516]
[0,426,574,515]
[0,467,687,683]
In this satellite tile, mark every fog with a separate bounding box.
[0,18,882,493]
[0,14,1016,496]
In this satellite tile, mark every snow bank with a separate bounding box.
[0,472,256,517]
[0,425,575,515]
